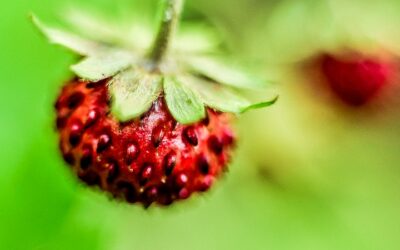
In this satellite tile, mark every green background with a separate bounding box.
[1,0,400,249]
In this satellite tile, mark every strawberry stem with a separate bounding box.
[149,0,184,68]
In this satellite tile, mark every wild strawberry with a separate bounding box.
[33,0,277,206]
[321,53,394,106]
[56,78,235,206]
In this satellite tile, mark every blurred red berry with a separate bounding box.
[321,53,394,106]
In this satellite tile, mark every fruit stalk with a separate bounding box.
[149,0,185,67]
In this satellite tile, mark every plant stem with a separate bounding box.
[149,0,184,67]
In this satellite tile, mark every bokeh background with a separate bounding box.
[2,0,400,249]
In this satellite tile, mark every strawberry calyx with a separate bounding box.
[31,1,277,124]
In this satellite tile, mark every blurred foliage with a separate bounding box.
[1,0,400,250]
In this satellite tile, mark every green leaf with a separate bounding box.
[71,50,134,81]
[110,69,162,121]
[183,75,277,113]
[31,14,102,56]
[164,77,206,124]
[186,56,268,89]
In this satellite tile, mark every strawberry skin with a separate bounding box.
[56,79,236,206]
[321,53,393,106]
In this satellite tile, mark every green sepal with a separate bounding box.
[63,8,131,48]
[174,24,221,53]
[240,95,279,113]
[186,56,269,89]
[188,76,249,113]
[184,75,277,114]
[110,69,162,122]
[164,77,206,124]
[31,14,102,56]
[71,50,134,82]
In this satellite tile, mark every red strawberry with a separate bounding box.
[56,79,236,206]
[321,53,393,106]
